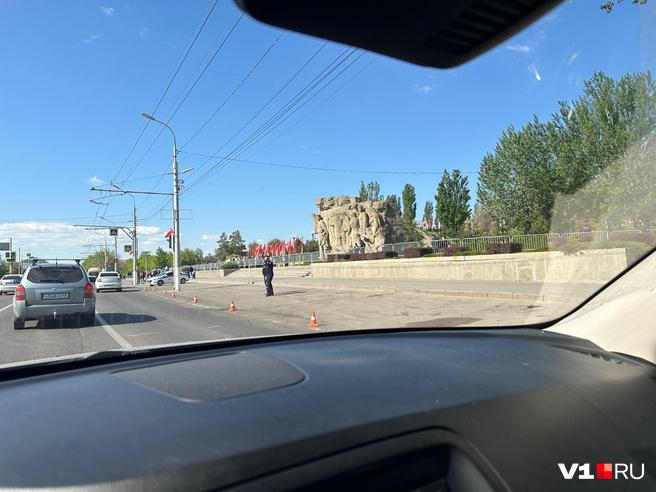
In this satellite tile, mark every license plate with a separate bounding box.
[42,292,70,301]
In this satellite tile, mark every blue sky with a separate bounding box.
[1,0,654,258]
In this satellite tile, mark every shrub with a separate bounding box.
[403,247,433,258]
[327,254,350,262]
[440,246,468,256]
[485,242,523,254]
[221,262,239,269]
[610,232,655,245]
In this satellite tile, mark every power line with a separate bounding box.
[121,12,245,185]
[246,56,378,159]
[183,48,363,194]
[140,41,330,220]
[142,47,361,221]
[180,32,284,150]
[184,47,358,192]
[178,151,478,175]
[112,0,221,184]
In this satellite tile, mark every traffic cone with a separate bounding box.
[228,300,237,312]
[308,311,319,328]
[192,295,199,304]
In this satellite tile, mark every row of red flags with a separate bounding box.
[249,238,304,257]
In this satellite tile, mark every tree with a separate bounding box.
[435,169,471,237]
[477,118,556,234]
[600,0,647,12]
[303,239,319,252]
[401,184,416,223]
[180,248,203,266]
[422,201,434,227]
[228,230,245,256]
[478,70,656,234]
[153,247,172,269]
[362,181,382,201]
[83,250,115,271]
[358,181,367,201]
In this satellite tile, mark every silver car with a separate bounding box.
[95,271,123,292]
[0,274,22,295]
[149,270,189,287]
[13,262,96,330]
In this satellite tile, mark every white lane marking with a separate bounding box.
[0,304,13,313]
[96,314,133,349]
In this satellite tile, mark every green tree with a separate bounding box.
[83,250,115,271]
[363,181,382,201]
[600,0,647,12]
[435,169,471,237]
[153,247,172,269]
[478,118,555,234]
[401,184,416,223]
[303,239,319,252]
[358,181,367,201]
[422,201,434,227]
[228,230,245,256]
[478,70,656,234]
[180,247,203,266]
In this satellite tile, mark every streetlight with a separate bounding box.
[142,112,181,292]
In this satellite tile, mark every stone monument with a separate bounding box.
[313,196,395,258]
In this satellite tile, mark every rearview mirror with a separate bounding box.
[235,0,561,68]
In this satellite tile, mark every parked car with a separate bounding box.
[87,267,101,283]
[12,262,95,329]
[148,270,189,287]
[0,274,22,295]
[95,271,123,293]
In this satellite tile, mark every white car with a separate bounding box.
[0,274,23,295]
[95,271,123,293]
[148,271,189,287]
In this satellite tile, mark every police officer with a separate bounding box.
[262,256,274,297]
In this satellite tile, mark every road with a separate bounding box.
[0,287,310,366]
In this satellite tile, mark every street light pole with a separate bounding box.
[142,112,181,292]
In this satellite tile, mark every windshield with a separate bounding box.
[0,0,654,364]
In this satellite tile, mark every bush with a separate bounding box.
[485,242,523,254]
[453,250,491,256]
[221,262,239,269]
[327,254,350,262]
[440,246,468,256]
[403,247,433,258]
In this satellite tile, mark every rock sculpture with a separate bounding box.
[313,196,394,258]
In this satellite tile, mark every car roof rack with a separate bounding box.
[30,258,81,266]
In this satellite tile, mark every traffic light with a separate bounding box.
[167,235,173,250]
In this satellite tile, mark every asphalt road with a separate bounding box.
[0,287,309,366]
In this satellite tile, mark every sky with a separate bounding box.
[1,0,654,259]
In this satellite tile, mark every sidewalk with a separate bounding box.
[144,280,564,331]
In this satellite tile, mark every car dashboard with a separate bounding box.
[0,329,654,491]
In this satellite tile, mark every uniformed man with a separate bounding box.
[262,256,274,297]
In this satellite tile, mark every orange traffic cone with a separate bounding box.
[308,311,319,328]
[228,300,237,312]
[192,295,199,304]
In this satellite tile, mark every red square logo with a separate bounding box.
[596,463,613,480]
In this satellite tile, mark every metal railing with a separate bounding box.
[192,229,656,269]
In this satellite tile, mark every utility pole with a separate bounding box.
[172,141,181,292]
[142,112,182,292]
[133,201,138,286]
[114,234,118,272]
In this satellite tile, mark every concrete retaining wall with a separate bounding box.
[311,249,628,283]
[196,268,238,279]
